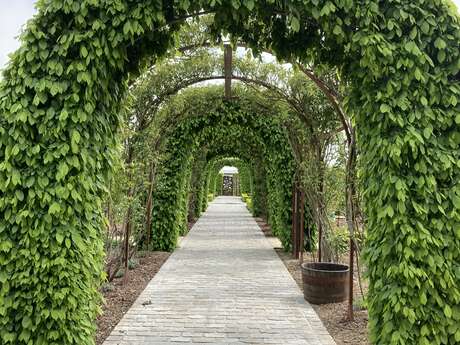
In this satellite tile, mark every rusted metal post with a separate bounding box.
[123,201,132,285]
[224,44,232,99]
[318,222,322,262]
[144,163,155,249]
[291,183,297,258]
[299,189,305,264]
[292,185,303,259]
[348,239,355,320]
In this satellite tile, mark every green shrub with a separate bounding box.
[128,258,139,270]
[101,283,115,293]
[241,193,253,211]
[115,269,125,279]
[328,226,350,263]
[354,296,367,311]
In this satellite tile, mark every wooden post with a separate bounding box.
[224,44,232,99]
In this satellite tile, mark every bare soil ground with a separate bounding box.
[255,218,370,345]
[96,251,170,345]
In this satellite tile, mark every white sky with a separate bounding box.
[0,1,459,70]
[0,0,37,70]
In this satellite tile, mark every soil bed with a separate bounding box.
[95,251,170,345]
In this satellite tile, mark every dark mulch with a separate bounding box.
[257,218,370,345]
[95,251,170,345]
[255,217,273,236]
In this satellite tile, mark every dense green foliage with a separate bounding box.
[0,0,459,344]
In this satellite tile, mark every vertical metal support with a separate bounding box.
[348,239,354,320]
[318,223,322,262]
[299,189,305,264]
[291,184,297,258]
[292,183,304,260]
[224,44,232,99]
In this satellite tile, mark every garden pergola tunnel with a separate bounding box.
[0,1,459,345]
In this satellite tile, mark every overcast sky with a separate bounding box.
[1,0,460,70]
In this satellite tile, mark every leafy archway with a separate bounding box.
[149,86,294,251]
[202,157,253,208]
[1,1,459,344]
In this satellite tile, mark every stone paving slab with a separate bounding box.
[103,196,336,345]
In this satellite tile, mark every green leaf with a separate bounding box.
[420,292,427,305]
[71,130,81,153]
[423,126,432,139]
[455,330,460,342]
[420,21,430,34]
[420,96,428,106]
[380,104,391,113]
[444,305,452,318]
[38,176,49,188]
[123,21,131,35]
[59,110,69,122]
[21,315,32,328]
[291,16,300,32]
[434,37,447,49]
[11,170,21,186]
[437,50,446,63]
[333,25,342,35]
[15,190,24,201]
[56,162,69,181]
[49,202,61,215]
[387,205,394,217]
[71,233,85,251]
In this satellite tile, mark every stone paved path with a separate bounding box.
[103,196,335,345]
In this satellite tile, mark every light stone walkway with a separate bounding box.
[103,196,335,345]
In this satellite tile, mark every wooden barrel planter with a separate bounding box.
[301,262,349,304]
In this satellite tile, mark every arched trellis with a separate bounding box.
[127,46,344,278]
[188,156,254,218]
[0,1,459,344]
[149,87,295,251]
[202,157,253,206]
